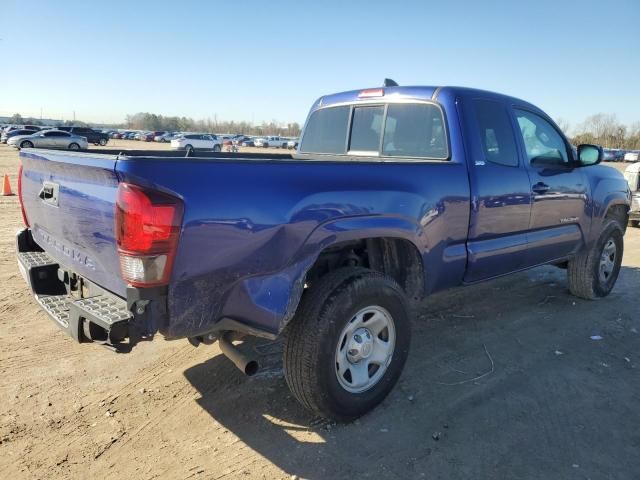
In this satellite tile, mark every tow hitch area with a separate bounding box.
[16,229,134,351]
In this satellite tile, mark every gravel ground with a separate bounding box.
[0,142,638,479]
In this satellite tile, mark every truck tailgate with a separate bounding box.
[20,150,126,297]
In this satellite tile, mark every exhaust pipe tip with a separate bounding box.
[244,360,259,377]
[218,331,260,376]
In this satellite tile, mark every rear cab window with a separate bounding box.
[299,102,448,160]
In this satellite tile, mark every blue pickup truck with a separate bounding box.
[16,84,631,421]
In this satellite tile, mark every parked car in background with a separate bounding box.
[241,138,255,147]
[125,132,138,140]
[58,126,109,146]
[155,132,177,142]
[602,149,616,162]
[141,131,166,142]
[171,133,221,152]
[1,128,43,144]
[232,135,252,146]
[8,129,88,150]
[254,136,288,148]
[613,150,626,162]
[287,138,299,149]
[4,125,40,135]
[624,151,639,162]
[624,162,640,227]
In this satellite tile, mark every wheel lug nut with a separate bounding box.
[354,334,362,343]
[348,349,358,356]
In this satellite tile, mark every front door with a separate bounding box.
[512,108,588,266]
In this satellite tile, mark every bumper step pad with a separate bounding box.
[17,247,132,345]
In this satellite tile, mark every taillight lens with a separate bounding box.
[114,183,183,287]
[17,165,30,227]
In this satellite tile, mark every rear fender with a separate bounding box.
[219,215,424,336]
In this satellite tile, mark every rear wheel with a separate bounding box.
[283,268,411,421]
[20,140,34,149]
[630,220,640,228]
[213,144,221,152]
[68,143,80,151]
[568,219,624,299]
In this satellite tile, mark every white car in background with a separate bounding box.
[171,134,221,152]
[254,136,288,148]
[624,151,639,162]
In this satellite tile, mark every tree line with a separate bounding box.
[562,114,640,151]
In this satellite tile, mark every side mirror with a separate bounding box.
[577,144,602,166]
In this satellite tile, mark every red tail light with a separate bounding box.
[17,165,30,227]
[114,183,184,287]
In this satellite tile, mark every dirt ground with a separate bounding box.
[0,142,638,480]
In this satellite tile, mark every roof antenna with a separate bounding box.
[383,78,398,87]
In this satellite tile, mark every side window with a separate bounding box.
[514,109,569,165]
[349,106,384,153]
[472,99,518,167]
[299,106,350,154]
[382,103,448,159]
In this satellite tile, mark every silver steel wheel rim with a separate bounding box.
[599,238,617,284]
[335,305,396,394]
[69,144,78,150]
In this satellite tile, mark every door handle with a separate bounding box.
[532,182,550,194]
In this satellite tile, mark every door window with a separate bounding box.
[472,100,518,167]
[514,109,569,166]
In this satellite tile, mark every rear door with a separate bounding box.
[511,108,588,266]
[462,97,533,282]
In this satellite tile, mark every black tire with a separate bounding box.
[20,140,34,149]
[99,138,107,146]
[213,144,221,152]
[185,144,194,154]
[567,218,624,299]
[630,220,640,228]
[283,268,411,422]
[68,143,80,151]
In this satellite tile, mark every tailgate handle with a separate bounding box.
[39,182,60,206]
[39,185,53,199]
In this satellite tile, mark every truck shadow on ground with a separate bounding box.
[183,266,640,479]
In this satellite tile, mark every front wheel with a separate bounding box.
[568,219,624,299]
[20,140,34,149]
[68,143,80,151]
[213,144,221,152]
[283,268,411,421]
[99,138,107,146]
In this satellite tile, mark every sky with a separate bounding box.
[1,0,639,130]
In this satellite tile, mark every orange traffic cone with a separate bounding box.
[1,174,14,196]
